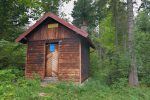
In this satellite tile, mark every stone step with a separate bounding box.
[41,77,58,87]
[42,77,58,83]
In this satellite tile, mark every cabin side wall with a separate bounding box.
[81,38,90,82]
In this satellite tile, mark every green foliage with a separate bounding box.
[37,79,150,100]
[40,0,60,14]
[140,0,150,12]
[134,10,150,86]
[0,68,40,99]
[135,32,150,86]
[0,63,150,100]
[92,13,130,85]
[0,39,26,69]
[0,0,32,41]
[110,0,128,47]
[0,68,23,82]
[72,0,101,33]
[0,0,69,41]
[99,13,115,50]
[136,11,150,33]
[90,51,129,86]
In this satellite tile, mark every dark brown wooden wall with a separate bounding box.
[26,21,81,82]
[58,39,80,82]
[28,21,78,41]
[26,41,45,79]
[81,38,90,82]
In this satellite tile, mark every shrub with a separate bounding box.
[0,39,26,69]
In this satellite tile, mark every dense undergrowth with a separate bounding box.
[0,54,150,100]
[0,70,150,100]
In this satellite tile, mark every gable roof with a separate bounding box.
[15,12,94,48]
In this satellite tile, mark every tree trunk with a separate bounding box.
[127,0,139,86]
[112,0,118,47]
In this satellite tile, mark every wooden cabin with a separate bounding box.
[16,12,94,83]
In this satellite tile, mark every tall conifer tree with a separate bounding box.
[127,0,139,86]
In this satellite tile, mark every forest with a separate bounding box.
[0,0,150,99]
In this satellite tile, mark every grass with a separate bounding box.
[38,80,150,100]
[0,68,150,100]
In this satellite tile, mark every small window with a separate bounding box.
[50,43,56,52]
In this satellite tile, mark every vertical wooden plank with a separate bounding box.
[57,41,60,79]
[53,28,56,39]
[46,25,48,40]
[26,41,45,79]
[58,27,61,39]
[43,42,46,77]
[55,28,58,39]
[79,40,82,83]
[47,29,50,40]
[25,43,29,77]
[45,44,52,77]
[40,27,43,40]
[28,23,80,41]
[42,25,45,40]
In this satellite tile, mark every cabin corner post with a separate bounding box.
[79,40,82,83]
[43,41,46,79]
[57,40,61,80]
[25,42,29,78]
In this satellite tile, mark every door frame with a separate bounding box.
[44,41,59,77]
